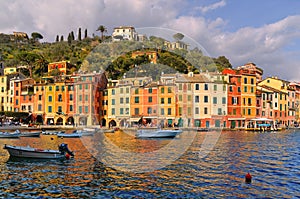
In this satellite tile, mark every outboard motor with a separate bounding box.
[59,143,74,157]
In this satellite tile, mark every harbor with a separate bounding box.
[0,129,299,198]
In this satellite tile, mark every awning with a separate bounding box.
[228,118,246,121]
[130,118,141,122]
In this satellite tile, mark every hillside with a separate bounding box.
[0,33,232,80]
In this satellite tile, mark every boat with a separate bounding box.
[20,131,41,137]
[42,130,64,135]
[102,129,115,133]
[3,143,74,159]
[57,130,82,138]
[0,130,21,138]
[197,127,210,132]
[136,128,182,138]
[245,118,282,131]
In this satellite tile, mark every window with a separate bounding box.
[222,97,226,104]
[167,108,172,115]
[38,104,42,111]
[195,107,199,114]
[161,108,164,115]
[179,84,182,90]
[126,87,129,93]
[120,108,124,115]
[85,95,88,101]
[161,98,164,104]
[214,85,217,91]
[204,96,208,103]
[244,86,247,92]
[134,108,139,115]
[70,94,73,101]
[168,87,172,93]
[112,108,115,115]
[79,85,82,90]
[62,86,65,91]
[58,106,62,112]
[56,86,59,91]
[188,95,191,101]
[251,78,254,85]
[112,99,115,105]
[112,89,115,95]
[126,97,129,103]
[48,96,52,102]
[195,84,199,90]
[168,98,171,104]
[149,88,152,93]
[147,107,152,114]
[132,96,138,103]
[39,95,42,101]
[16,99,18,105]
[16,90,19,96]
[79,95,82,101]
[251,87,254,93]
[48,106,52,113]
[49,86,52,91]
[248,108,251,115]
[238,87,241,92]
[70,105,73,111]
[213,97,217,104]
[120,98,124,104]
[218,108,222,115]
[195,96,199,103]
[85,106,88,113]
[120,88,123,93]
[57,94,62,102]
[148,97,152,103]
[204,84,208,90]
[244,78,247,84]
[179,95,182,101]
[161,87,165,93]
[248,98,252,105]
[204,107,208,114]
[36,87,39,92]
[135,89,139,94]
[85,84,88,89]
[179,107,182,115]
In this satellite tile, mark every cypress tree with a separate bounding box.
[84,29,87,39]
[78,28,82,41]
[60,35,64,41]
[71,31,75,41]
[56,35,59,42]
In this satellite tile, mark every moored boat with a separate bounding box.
[57,130,82,138]
[3,143,74,159]
[20,131,41,137]
[136,128,182,138]
[0,130,21,138]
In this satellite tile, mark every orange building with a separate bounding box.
[48,61,77,75]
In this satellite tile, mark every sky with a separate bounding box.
[1,0,300,81]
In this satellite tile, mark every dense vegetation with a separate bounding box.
[0,29,232,80]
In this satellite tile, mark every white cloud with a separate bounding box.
[0,1,300,81]
[195,0,226,14]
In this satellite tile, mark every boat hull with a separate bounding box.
[20,132,41,137]
[136,129,182,138]
[3,145,64,159]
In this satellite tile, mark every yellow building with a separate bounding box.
[258,77,290,125]
[4,67,17,75]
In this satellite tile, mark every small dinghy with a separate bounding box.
[3,143,74,159]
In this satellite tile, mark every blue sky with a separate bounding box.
[0,0,300,81]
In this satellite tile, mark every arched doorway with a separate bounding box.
[101,118,106,127]
[56,117,63,125]
[109,120,116,127]
[67,117,74,125]
[36,115,44,124]
[79,117,87,126]
[46,118,54,125]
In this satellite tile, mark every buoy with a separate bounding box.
[245,172,252,183]
[65,153,71,160]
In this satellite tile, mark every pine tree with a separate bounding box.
[78,28,82,41]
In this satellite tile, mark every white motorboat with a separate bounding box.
[136,128,182,138]
[57,130,82,138]
[0,130,21,138]
[3,143,74,159]
[19,131,41,137]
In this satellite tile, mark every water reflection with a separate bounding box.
[0,130,298,198]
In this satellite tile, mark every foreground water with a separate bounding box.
[0,129,299,198]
